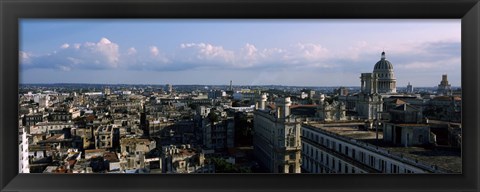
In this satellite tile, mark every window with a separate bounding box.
[369,156,375,167]
[391,164,398,173]
[338,143,342,153]
[345,146,349,155]
[379,159,385,172]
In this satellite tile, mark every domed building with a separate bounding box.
[373,51,396,93]
[355,51,398,120]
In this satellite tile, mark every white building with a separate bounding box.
[30,122,74,134]
[253,97,302,173]
[301,123,452,173]
[19,126,30,173]
[373,51,397,94]
[338,51,399,120]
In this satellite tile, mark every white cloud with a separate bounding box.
[149,46,159,57]
[127,47,137,55]
[243,43,258,58]
[60,43,70,49]
[294,43,330,61]
[90,37,120,67]
[20,37,460,79]
[19,51,32,65]
[397,56,460,70]
[21,38,121,70]
[178,43,235,65]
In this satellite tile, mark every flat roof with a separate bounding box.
[304,123,461,173]
[307,123,382,140]
[384,146,461,173]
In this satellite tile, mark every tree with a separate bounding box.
[209,157,251,173]
[208,111,220,123]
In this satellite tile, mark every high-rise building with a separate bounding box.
[406,82,414,93]
[437,74,452,95]
[140,103,149,137]
[253,97,302,173]
[166,84,173,94]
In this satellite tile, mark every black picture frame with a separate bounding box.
[1,0,479,192]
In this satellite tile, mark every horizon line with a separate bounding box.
[19,83,462,88]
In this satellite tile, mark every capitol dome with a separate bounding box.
[372,51,396,93]
[373,52,394,71]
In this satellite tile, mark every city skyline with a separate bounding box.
[20,19,461,87]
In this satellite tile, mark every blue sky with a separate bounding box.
[20,19,461,87]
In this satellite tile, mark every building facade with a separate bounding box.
[253,97,302,173]
[373,51,397,94]
[437,74,452,96]
[301,123,447,174]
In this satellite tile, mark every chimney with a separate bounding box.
[260,93,267,110]
[275,97,292,119]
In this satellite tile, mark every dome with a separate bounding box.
[373,51,394,71]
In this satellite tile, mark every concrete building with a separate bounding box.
[233,92,257,101]
[425,96,461,123]
[30,122,74,135]
[34,94,50,108]
[406,82,414,93]
[316,100,347,121]
[19,126,30,173]
[94,125,118,149]
[437,74,452,96]
[22,113,47,127]
[338,51,399,120]
[201,113,235,150]
[119,138,158,172]
[49,111,72,122]
[253,97,302,173]
[161,145,206,173]
[208,90,226,99]
[301,122,456,173]
[166,84,173,94]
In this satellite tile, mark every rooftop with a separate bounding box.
[385,146,461,173]
[120,138,151,145]
[314,124,383,140]
[307,123,381,140]
[304,123,461,173]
